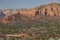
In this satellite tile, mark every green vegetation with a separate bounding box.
[0,19,60,40]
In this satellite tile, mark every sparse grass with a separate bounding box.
[0,17,60,40]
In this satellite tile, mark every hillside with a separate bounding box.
[0,3,60,40]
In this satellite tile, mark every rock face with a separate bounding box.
[2,3,60,24]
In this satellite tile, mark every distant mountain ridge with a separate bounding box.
[0,10,5,19]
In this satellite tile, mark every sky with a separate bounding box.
[0,0,60,10]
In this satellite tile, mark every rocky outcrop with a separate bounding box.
[3,12,30,24]
[35,3,60,16]
[2,3,60,24]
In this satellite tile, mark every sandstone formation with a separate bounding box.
[2,3,60,24]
